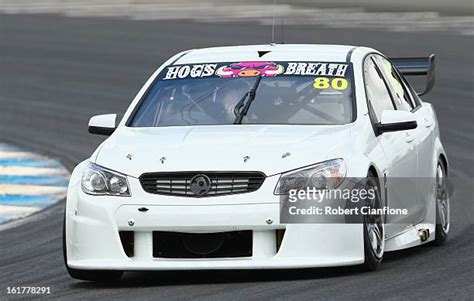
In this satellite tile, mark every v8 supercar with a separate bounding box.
[64,44,449,281]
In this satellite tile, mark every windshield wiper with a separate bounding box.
[233,76,262,124]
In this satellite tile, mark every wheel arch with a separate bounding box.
[368,165,379,177]
[366,164,389,212]
[438,153,448,175]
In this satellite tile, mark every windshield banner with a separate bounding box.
[160,61,351,80]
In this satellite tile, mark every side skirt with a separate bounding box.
[385,223,436,252]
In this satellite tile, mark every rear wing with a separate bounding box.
[390,54,435,96]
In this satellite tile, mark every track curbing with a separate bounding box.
[0,143,70,224]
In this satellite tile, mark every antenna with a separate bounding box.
[271,0,276,43]
[281,16,284,44]
[271,0,284,44]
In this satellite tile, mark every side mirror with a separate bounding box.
[375,110,417,135]
[88,114,116,136]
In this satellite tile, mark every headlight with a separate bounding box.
[274,159,346,195]
[81,162,131,196]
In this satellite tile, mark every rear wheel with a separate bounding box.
[63,211,123,282]
[433,162,450,245]
[362,172,385,271]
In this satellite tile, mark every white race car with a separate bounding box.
[64,44,449,281]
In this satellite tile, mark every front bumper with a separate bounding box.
[65,178,365,270]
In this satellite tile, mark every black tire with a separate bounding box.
[433,162,449,246]
[63,210,123,282]
[362,171,385,271]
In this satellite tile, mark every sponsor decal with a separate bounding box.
[284,62,348,77]
[160,61,351,81]
[163,64,217,80]
[215,62,284,78]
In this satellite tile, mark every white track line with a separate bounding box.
[0,151,41,159]
[0,204,41,219]
[0,184,67,196]
[0,166,69,176]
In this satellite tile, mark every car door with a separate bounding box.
[391,62,437,218]
[391,64,436,179]
[374,55,432,222]
[364,55,419,236]
[400,80,437,220]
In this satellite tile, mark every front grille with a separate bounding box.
[139,172,265,197]
[153,231,253,258]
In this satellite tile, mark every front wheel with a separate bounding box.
[362,172,385,271]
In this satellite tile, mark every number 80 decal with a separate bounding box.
[313,77,348,90]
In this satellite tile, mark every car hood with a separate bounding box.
[94,125,353,178]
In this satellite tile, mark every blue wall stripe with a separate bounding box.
[0,175,69,186]
[0,159,64,168]
[0,195,59,207]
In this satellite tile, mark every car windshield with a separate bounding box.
[129,61,354,127]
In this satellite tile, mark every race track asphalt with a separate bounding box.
[0,14,473,300]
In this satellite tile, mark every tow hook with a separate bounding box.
[418,229,430,242]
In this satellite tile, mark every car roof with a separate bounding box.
[176,44,361,64]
